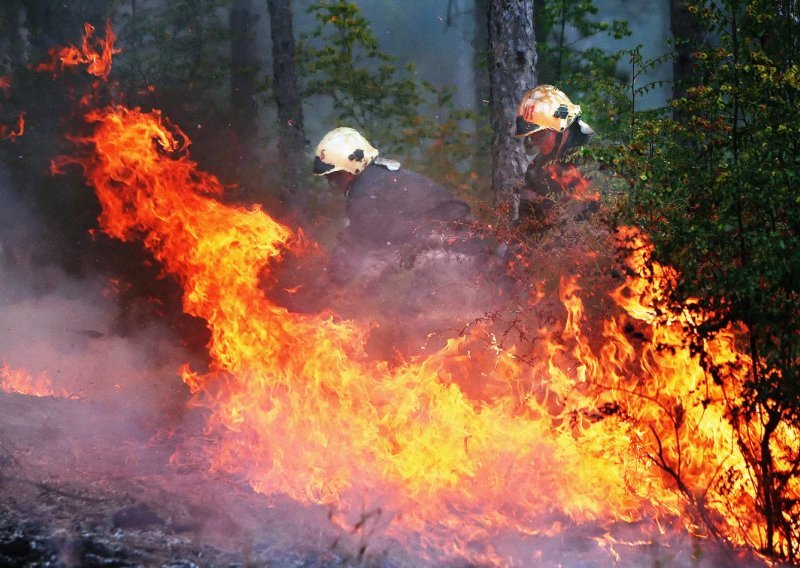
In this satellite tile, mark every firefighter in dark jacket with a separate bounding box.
[515,85,595,225]
[312,127,488,313]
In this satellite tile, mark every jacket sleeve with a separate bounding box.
[327,227,366,285]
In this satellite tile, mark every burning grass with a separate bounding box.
[0,363,68,398]
[0,21,794,567]
[50,101,780,564]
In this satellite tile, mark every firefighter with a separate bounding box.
[514,85,595,225]
[312,126,488,313]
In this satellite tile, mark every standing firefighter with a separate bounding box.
[515,85,595,225]
[313,127,488,315]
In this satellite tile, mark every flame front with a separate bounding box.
[63,102,793,562]
[36,21,119,80]
[1,362,69,398]
[0,75,25,141]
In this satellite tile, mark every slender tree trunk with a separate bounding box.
[760,410,781,556]
[669,0,704,110]
[554,1,566,82]
[266,0,306,218]
[472,0,490,115]
[1,1,29,69]
[532,0,546,44]
[486,0,537,221]
[230,0,260,186]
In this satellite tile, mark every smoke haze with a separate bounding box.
[0,161,191,419]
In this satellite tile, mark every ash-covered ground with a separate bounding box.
[0,392,382,568]
[0,388,768,567]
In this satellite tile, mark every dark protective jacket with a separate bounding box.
[345,163,472,247]
[329,162,486,284]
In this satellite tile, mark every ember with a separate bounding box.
[0,76,24,141]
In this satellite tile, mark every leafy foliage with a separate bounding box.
[534,0,634,140]
[609,0,800,559]
[298,1,425,145]
[297,0,488,199]
[114,0,233,110]
[536,0,630,84]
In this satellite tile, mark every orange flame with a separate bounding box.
[35,21,119,80]
[545,163,600,202]
[0,362,69,398]
[0,111,25,141]
[60,101,797,562]
[0,75,25,141]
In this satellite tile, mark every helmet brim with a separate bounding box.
[515,115,545,138]
[313,156,336,175]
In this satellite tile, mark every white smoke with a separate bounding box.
[0,161,191,421]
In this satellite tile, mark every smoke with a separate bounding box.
[0,160,192,422]
[0,66,771,566]
[0,144,770,568]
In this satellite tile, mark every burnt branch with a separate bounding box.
[646,424,725,544]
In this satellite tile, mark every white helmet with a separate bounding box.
[313,127,379,176]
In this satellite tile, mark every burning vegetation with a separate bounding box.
[0,10,798,568]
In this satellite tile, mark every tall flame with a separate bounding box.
[39,22,797,563]
[66,105,642,514]
[59,102,792,562]
[35,21,119,81]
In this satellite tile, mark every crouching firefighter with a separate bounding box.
[312,127,490,315]
[515,85,595,227]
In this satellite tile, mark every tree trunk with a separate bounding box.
[21,0,110,51]
[472,0,490,116]
[229,0,260,188]
[486,0,537,221]
[1,1,29,69]
[669,0,704,104]
[265,0,306,218]
[532,0,547,49]
[759,409,781,557]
